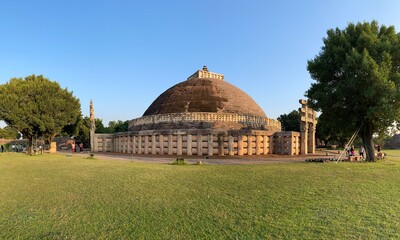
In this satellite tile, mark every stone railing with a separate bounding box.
[129,112,280,130]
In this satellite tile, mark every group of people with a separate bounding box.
[346,145,365,159]
[71,142,84,153]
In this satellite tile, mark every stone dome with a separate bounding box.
[128,67,281,132]
[143,77,267,118]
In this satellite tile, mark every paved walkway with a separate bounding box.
[68,150,339,165]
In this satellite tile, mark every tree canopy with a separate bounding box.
[0,75,81,154]
[0,125,19,139]
[306,21,400,161]
[277,110,300,132]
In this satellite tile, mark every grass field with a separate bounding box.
[1,151,400,239]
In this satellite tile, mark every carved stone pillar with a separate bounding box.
[238,135,243,156]
[218,135,224,156]
[247,135,252,156]
[151,134,156,154]
[308,123,316,154]
[207,134,213,156]
[197,134,202,156]
[138,135,142,154]
[132,136,136,154]
[168,134,173,155]
[187,134,192,156]
[263,135,268,155]
[159,134,164,155]
[255,135,261,155]
[177,134,182,155]
[102,136,106,152]
[228,135,234,156]
[269,135,274,154]
[144,135,149,154]
[300,124,308,155]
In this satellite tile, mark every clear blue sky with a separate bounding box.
[1,0,400,126]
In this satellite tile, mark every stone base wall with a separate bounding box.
[92,130,302,156]
[92,134,114,152]
[272,131,301,155]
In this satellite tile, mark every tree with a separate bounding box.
[315,113,348,147]
[277,110,300,132]
[306,21,400,161]
[0,125,19,139]
[75,116,91,148]
[94,119,108,133]
[108,120,129,133]
[0,75,81,154]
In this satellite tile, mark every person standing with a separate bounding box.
[71,142,75,154]
[1,145,3,152]
[359,146,365,159]
[79,142,83,152]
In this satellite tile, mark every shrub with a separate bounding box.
[172,158,187,165]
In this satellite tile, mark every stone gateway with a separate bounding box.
[91,67,315,156]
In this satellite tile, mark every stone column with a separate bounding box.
[132,136,136,154]
[138,135,142,154]
[159,134,164,155]
[263,135,268,155]
[247,135,252,156]
[92,135,97,152]
[228,135,234,156]
[122,136,126,153]
[90,131,95,152]
[168,134,173,155]
[269,135,274,154]
[308,123,316,154]
[127,135,131,154]
[151,134,156,154]
[238,135,243,156]
[102,136,106,152]
[218,135,224,156]
[197,134,202,156]
[187,134,192,156]
[144,135,149,154]
[207,134,213,156]
[177,134,182,155]
[300,125,308,155]
[255,135,261,155]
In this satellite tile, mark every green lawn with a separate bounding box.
[1,151,400,239]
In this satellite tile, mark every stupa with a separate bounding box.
[91,67,309,156]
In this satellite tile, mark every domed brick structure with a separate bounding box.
[92,67,304,156]
[143,73,266,117]
[130,66,280,132]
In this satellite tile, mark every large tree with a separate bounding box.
[0,75,81,154]
[306,21,400,161]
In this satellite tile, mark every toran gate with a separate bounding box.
[299,99,317,154]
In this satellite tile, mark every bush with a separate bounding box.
[172,158,187,165]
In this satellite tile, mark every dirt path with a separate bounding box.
[66,150,338,165]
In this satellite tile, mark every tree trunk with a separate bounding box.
[47,135,56,153]
[27,137,34,155]
[361,122,375,161]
